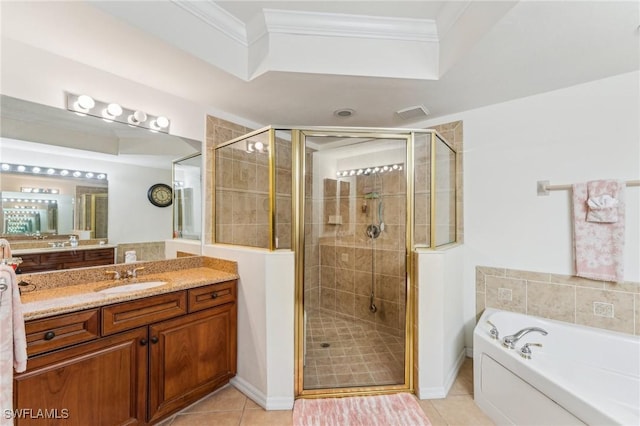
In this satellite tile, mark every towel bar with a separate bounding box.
[537,179,640,196]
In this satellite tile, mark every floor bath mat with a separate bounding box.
[293,393,431,426]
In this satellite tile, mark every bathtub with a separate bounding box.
[474,308,639,426]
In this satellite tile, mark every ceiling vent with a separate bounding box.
[396,105,430,121]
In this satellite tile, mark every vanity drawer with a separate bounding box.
[84,248,115,261]
[25,309,100,356]
[102,292,187,335]
[188,280,236,313]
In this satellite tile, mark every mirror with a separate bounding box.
[0,95,201,263]
[1,166,108,238]
[173,153,202,240]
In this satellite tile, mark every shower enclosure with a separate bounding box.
[212,126,457,397]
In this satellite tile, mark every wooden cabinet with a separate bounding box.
[149,303,237,422]
[14,280,237,425]
[14,327,148,425]
[16,248,115,273]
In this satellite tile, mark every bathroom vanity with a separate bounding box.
[14,245,116,273]
[13,257,238,425]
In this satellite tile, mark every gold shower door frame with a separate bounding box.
[293,129,416,398]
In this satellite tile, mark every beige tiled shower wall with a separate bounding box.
[205,116,253,244]
[205,117,293,248]
[476,266,640,335]
[312,169,407,337]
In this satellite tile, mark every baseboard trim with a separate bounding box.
[417,347,468,399]
[230,376,294,411]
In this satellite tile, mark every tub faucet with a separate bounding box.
[486,320,499,340]
[502,327,548,349]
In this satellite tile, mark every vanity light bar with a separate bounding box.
[1,163,107,180]
[335,163,403,177]
[2,198,57,204]
[66,92,171,134]
[21,187,60,194]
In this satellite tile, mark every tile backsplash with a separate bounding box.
[476,266,640,335]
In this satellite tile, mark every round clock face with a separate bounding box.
[147,183,173,207]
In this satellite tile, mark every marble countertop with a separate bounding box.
[21,266,239,321]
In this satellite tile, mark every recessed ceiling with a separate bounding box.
[1,1,638,130]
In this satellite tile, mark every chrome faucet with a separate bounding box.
[502,327,548,349]
[519,343,543,359]
[486,320,500,340]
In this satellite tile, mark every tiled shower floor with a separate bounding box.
[303,310,405,389]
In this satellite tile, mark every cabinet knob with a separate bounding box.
[140,338,148,346]
[44,331,56,341]
[211,292,219,299]
[150,336,159,344]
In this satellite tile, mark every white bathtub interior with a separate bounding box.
[474,308,640,426]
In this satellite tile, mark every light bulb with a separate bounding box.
[106,103,123,117]
[155,116,169,128]
[97,174,106,180]
[32,167,41,173]
[254,141,264,151]
[128,110,147,125]
[85,172,94,178]
[76,95,95,111]
[1,164,10,171]
[47,168,56,175]
[73,171,82,177]
[60,170,69,176]
[17,165,26,172]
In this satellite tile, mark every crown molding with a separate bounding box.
[171,0,247,45]
[263,9,438,42]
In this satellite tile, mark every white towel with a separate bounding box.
[0,264,27,425]
[586,180,623,223]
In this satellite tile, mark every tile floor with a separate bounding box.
[303,310,405,389]
[158,357,495,425]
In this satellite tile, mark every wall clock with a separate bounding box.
[147,183,173,207]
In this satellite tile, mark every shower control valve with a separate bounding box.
[486,320,499,340]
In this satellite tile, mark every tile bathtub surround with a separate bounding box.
[116,241,165,263]
[476,266,640,335]
[18,255,236,291]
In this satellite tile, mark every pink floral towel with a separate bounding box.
[572,182,625,282]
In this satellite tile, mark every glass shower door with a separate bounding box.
[300,132,409,393]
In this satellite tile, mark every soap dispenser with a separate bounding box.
[69,235,78,248]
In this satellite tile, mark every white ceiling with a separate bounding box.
[1,1,638,129]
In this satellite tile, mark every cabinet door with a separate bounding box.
[13,328,148,426]
[148,303,237,423]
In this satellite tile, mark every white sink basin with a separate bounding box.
[96,281,167,294]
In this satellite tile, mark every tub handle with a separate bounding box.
[519,343,543,360]
[486,320,499,340]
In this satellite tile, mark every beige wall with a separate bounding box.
[476,266,640,335]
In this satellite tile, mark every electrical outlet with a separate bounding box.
[341,253,349,262]
[593,302,614,318]
[497,288,512,301]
